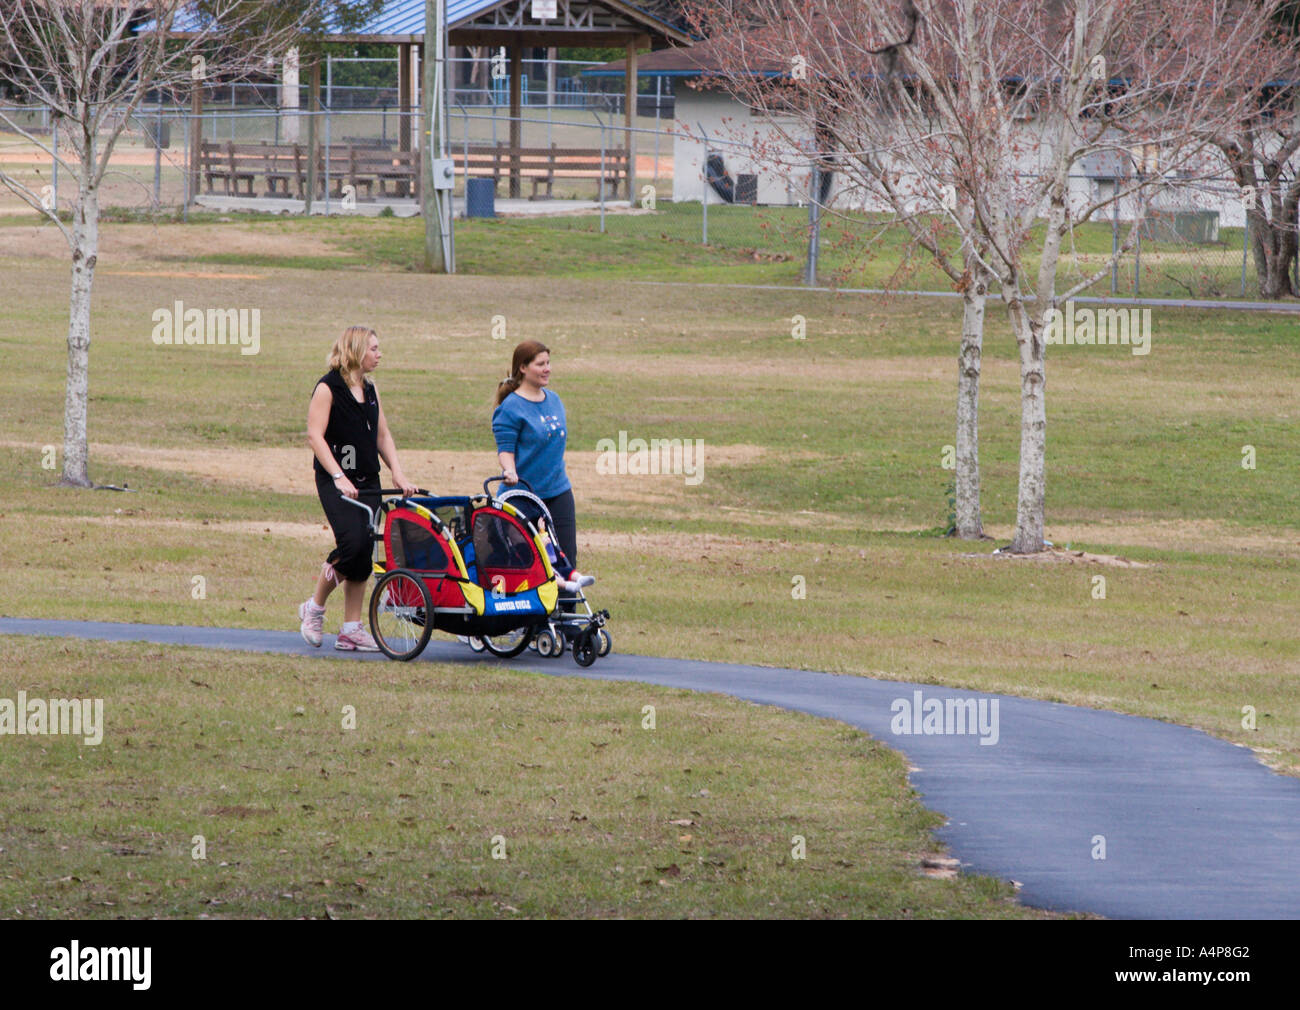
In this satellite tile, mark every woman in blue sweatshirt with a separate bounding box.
[492,340,592,590]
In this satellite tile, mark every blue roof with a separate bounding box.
[149,1,686,40]
[341,0,479,34]
[361,0,426,34]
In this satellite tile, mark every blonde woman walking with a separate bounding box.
[299,326,417,650]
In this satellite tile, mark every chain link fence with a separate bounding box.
[192,55,673,113]
[805,171,1300,301]
[2,94,1295,300]
[0,101,193,213]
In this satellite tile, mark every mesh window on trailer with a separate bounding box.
[472,512,535,572]
[390,515,448,572]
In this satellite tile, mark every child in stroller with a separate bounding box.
[536,515,595,595]
[491,483,610,661]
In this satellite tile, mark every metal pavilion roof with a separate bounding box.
[323,0,685,38]
[149,0,690,44]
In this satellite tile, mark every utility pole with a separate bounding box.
[306,60,320,215]
[423,0,453,272]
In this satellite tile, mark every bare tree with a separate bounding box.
[681,1,995,538]
[1213,1,1300,298]
[0,1,340,487]
[686,0,1288,552]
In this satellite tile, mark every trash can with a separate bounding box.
[466,177,496,219]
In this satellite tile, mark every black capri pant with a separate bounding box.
[316,471,381,582]
[543,488,578,570]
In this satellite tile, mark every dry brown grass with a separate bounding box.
[0,221,338,262]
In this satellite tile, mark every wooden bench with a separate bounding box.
[199,140,627,203]
[200,140,398,201]
[262,143,304,198]
[306,146,419,201]
[448,144,629,199]
[201,140,257,196]
[518,145,629,200]
[312,144,354,199]
[363,149,419,199]
[201,141,302,198]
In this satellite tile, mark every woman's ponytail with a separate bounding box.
[493,340,550,408]
[494,373,521,407]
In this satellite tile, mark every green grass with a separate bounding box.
[0,637,1040,919]
[143,204,1292,299]
[13,196,1271,297]
[0,213,1296,917]
[2,259,1294,530]
[0,263,1295,779]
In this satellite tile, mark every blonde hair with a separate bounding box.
[327,326,377,388]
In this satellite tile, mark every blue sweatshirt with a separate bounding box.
[492,389,571,499]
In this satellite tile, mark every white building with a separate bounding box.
[587,43,1272,234]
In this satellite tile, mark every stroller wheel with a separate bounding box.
[535,627,562,658]
[596,628,612,657]
[573,633,597,668]
[482,627,532,658]
[467,636,486,653]
[369,569,433,662]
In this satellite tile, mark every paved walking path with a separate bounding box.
[4,616,1297,919]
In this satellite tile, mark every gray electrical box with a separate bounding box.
[432,158,455,190]
[736,173,758,205]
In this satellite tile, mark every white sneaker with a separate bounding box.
[335,626,379,652]
[299,600,324,647]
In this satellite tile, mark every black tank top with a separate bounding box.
[313,370,381,479]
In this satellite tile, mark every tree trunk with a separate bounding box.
[1261,251,1296,298]
[954,274,986,539]
[1258,216,1299,299]
[1245,183,1300,299]
[1004,168,1069,554]
[1007,299,1046,553]
[61,183,98,488]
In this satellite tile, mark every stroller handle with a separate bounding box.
[337,488,433,528]
[484,474,534,496]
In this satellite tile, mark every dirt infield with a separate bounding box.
[0,221,338,262]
